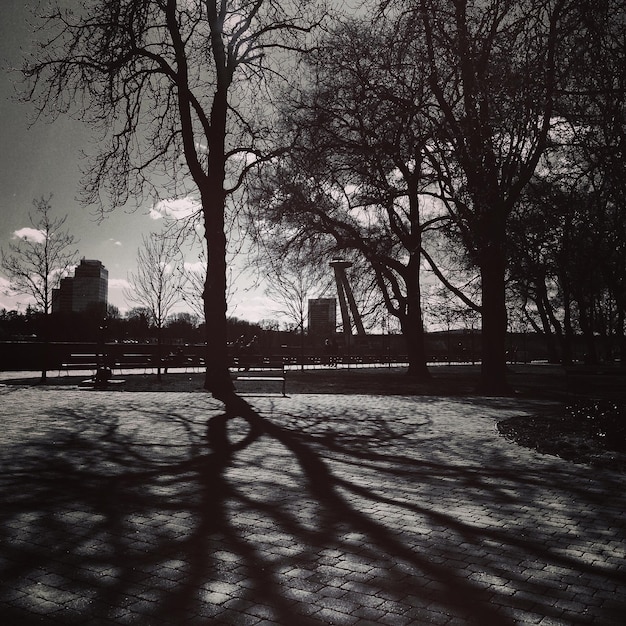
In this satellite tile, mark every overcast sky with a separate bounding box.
[0,1,274,321]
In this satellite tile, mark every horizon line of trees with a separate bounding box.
[2,188,624,368]
[0,305,266,345]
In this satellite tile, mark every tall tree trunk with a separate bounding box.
[561,282,574,365]
[535,287,561,364]
[401,316,430,379]
[403,257,430,380]
[202,87,235,401]
[478,211,509,394]
[577,298,597,365]
[480,257,508,393]
[156,324,163,383]
[40,313,49,383]
[618,307,626,364]
[203,199,234,399]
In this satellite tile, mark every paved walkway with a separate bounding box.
[0,382,624,625]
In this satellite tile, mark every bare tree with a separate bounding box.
[261,244,333,371]
[125,233,184,382]
[21,0,327,401]
[1,197,78,381]
[1,197,78,314]
[250,16,451,379]
[411,0,573,392]
[180,264,207,322]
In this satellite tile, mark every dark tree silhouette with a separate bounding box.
[414,0,573,392]
[21,0,327,400]
[250,17,449,379]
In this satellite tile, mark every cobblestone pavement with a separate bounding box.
[0,383,625,625]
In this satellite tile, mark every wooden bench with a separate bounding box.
[114,353,154,373]
[162,353,205,373]
[116,352,205,373]
[60,354,100,375]
[230,358,286,396]
[61,351,150,378]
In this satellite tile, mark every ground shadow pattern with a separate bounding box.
[0,386,625,624]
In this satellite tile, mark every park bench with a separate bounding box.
[230,357,286,396]
[115,353,155,373]
[61,352,151,374]
[162,352,205,373]
[59,357,125,388]
[62,349,206,377]
[116,351,205,374]
[60,352,124,387]
[60,353,100,375]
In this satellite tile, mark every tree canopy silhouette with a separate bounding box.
[22,0,328,400]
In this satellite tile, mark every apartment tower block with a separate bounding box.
[52,259,108,315]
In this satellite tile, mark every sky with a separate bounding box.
[0,1,277,322]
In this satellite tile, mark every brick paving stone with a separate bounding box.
[315,605,358,624]
[1,384,626,624]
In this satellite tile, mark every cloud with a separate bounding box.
[158,261,178,274]
[183,260,206,273]
[0,277,36,311]
[12,227,46,244]
[0,295,18,311]
[109,278,131,290]
[229,291,279,323]
[150,196,201,221]
[52,266,76,281]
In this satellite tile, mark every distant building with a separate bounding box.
[308,298,336,336]
[52,259,108,315]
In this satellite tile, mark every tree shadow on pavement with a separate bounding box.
[0,389,624,624]
[227,398,515,625]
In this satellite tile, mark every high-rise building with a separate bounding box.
[308,298,336,336]
[52,259,108,315]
